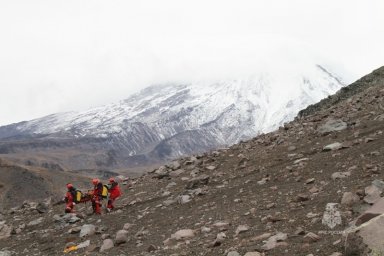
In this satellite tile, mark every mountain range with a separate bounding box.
[0,64,344,172]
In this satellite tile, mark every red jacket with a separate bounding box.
[65,188,76,203]
[109,182,121,199]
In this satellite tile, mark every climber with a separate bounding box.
[107,177,122,212]
[64,183,77,213]
[91,178,104,214]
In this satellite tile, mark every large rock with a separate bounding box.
[100,239,114,252]
[186,175,210,189]
[0,250,12,256]
[235,225,250,236]
[35,202,49,213]
[318,119,347,134]
[363,185,382,204]
[356,198,384,226]
[322,203,342,229]
[115,230,129,244]
[331,171,351,180]
[80,224,96,238]
[323,142,343,151]
[345,214,384,255]
[0,222,12,240]
[260,232,288,251]
[171,229,195,240]
[341,192,360,207]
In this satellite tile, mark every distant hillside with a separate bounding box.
[0,158,90,210]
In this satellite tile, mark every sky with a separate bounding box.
[0,0,383,126]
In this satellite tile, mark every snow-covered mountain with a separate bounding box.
[0,64,344,169]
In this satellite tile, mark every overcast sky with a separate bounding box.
[0,0,383,126]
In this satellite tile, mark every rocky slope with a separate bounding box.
[0,64,343,171]
[0,158,91,211]
[0,66,383,256]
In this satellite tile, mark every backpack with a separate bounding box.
[101,185,109,198]
[74,190,82,203]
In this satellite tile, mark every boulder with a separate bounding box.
[331,171,351,180]
[345,214,384,255]
[318,119,347,134]
[115,230,129,244]
[323,142,343,151]
[186,175,210,189]
[341,192,360,207]
[35,202,49,213]
[363,185,382,204]
[80,224,96,238]
[100,239,114,252]
[355,198,384,226]
[0,250,12,256]
[235,225,250,236]
[303,232,321,243]
[261,232,288,251]
[0,222,12,240]
[171,229,195,240]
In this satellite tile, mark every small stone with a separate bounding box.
[364,185,382,204]
[80,224,96,238]
[309,186,319,193]
[171,229,195,240]
[201,226,211,233]
[323,142,343,151]
[147,244,157,252]
[100,239,114,252]
[27,217,43,227]
[123,223,132,230]
[341,192,360,206]
[213,232,226,246]
[227,251,240,256]
[250,233,272,242]
[296,194,309,202]
[294,227,305,235]
[305,178,315,184]
[365,138,374,143]
[235,225,249,236]
[303,232,321,243]
[244,252,262,256]
[213,222,229,231]
[115,230,129,244]
[331,171,351,180]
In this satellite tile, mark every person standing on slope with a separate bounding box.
[64,183,77,213]
[107,177,122,212]
[91,178,104,214]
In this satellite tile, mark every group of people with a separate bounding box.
[64,177,122,214]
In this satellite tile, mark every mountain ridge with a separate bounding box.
[0,64,344,170]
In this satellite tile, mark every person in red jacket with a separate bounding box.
[64,183,77,213]
[91,178,103,214]
[107,177,122,212]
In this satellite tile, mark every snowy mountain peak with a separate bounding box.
[0,64,344,168]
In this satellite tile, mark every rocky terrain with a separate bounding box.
[0,66,383,255]
[0,158,91,211]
